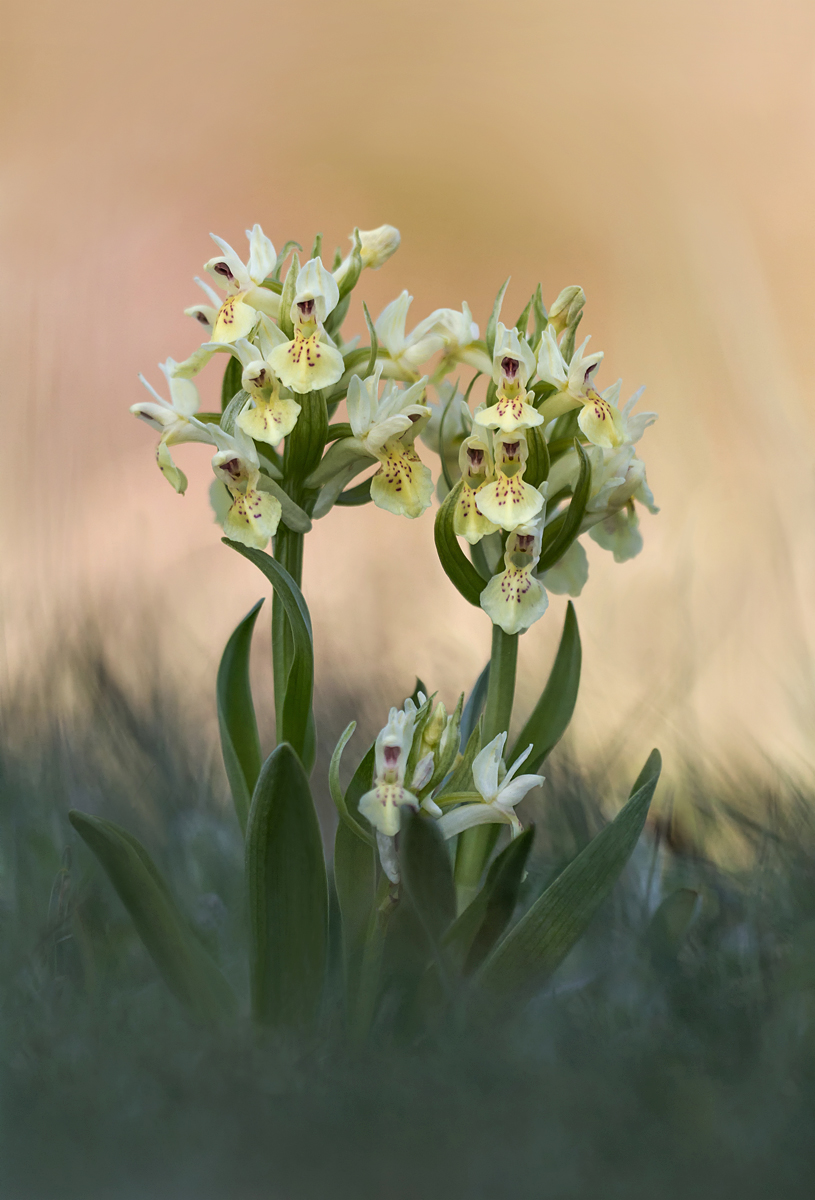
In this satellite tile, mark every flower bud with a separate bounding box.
[359,224,401,270]
[548,286,585,336]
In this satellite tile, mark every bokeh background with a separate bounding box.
[3,0,815,775]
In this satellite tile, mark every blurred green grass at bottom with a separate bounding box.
[4,633,815,1198]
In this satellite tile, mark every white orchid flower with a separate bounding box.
[206,414,282,550]
[540,539,589,597]
[537,327,629,449]
[410,302,492,378]
[309,368,433,519]
[589,504,644,562]
[131,360,215,494]
[201,225,281,343]
[454,426,500,544]
[184,276,223,333]
[436,733,544,840]
[267,258,345,393]
[358,703,420,838]
[375,292,447,381]
[474,431,545,531]
[222,334,302,448]
[480,511,549,634]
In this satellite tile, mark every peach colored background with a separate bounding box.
[3,0,815,773]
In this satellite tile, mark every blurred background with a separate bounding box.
[3,0,815,776]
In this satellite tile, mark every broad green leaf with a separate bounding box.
[399,810,456,948]
[509,601,581,772]
[329,721,374,846]
[485,277,510,359]
[278,253,300,339]
[444,828,534,975]
[69,811,236,1022]
[224,540,314,767]
[285,389,329,481]
[334,819,378,1009]
[537,440,591,572]
[220,355,243,412]
[246,743,328,1026]
[476,750,662,1005]
[460,662,489,748]
[434,480,488,607]
[216,599,264,834]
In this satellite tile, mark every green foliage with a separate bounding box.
[477,750,662,1005]
[537,440,591,572]
[445,828,534,975]
[220,355,243,412]
[434,480,488,606]
[485,276,510,359]
[509,601,581,771]
[223,540,315,770]
[67,811,237,1023]
[216,599,263,834]
[245,743,328,1026]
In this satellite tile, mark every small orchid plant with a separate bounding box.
[69,223,663,1030]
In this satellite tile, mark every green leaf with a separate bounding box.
[515,294,534,337]
[246,743,328,1026]
[334,818,378,1010]
[509,601,581,772]
[256,477,313,533]
[329,721,374,846]
[223,540,314,768]
[486,277,510,359]
[272,239,302,283]
[345,741,377,824]
[68,811,236,1022]
[532,284,548,338]
[336,478,373,507]
[324,290,351,339]
[221,355,243,412]
[337,228,363,300]
[460,662,490,748]
[434,480,488,607]
[444,828,534,975]
[362,301,378,379]
[524,422,550,490]
[476,750,662,1005]
[399,810,456,948]
[411,677,429,707]
[216,599,264,834]
[327,421,354,443]
[437,382,458,491]
[537,440,591,573]
[311,231,323,260]
[278,253,300,339]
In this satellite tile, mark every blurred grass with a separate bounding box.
[4,632,815,1197]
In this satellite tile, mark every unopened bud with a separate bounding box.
[548,286,585,336]
[359,224,401,270]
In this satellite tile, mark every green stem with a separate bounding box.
[271,522,303,742]
[454,625,518,907]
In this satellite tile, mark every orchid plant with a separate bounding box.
[69,222,663,1031]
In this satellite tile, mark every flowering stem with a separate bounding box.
[454,625,518,907]
[271,523,304,742]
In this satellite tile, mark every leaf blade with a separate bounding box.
[216,599,264,834]
[246,743,328,1026]
[476,750,662,1005]
[509,601,581,772]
